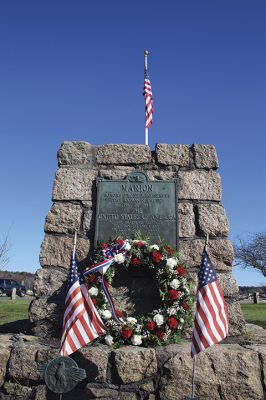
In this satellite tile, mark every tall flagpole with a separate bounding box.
[144,50,149,146]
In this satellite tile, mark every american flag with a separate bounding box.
[60,253,107,356]
[143,68,154,128]
[191,250,229,357]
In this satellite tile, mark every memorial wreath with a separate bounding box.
[83,238,193,348]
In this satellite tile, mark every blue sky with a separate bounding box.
[0,0,265,286]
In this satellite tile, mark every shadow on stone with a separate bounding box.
[0,319,32,334]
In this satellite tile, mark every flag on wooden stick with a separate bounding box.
[60,251,107,356]
[191,250,229,357]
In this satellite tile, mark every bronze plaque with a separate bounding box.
[95,171,178,248]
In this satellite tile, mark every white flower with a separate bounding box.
[126,317,138,325]
[150,244,159,250]
[166,258,178,268]
[105,335,114,346]
[88,287,98,296]
[131,334,142,346]
[179,318,184,324]
[114,253,125,264]
[169,279,180,290]
[101,310,112,319]
[124,242,131,251]
[153,314,164,326]
[167,307,178,316]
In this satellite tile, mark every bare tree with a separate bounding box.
[0,236,10,270]
[234,233,266,277]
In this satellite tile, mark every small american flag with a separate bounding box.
[60,253,106,356]
[191,250,229,357]
[143,68,154,128]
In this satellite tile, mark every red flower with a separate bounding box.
[156,330,165,340]
[151,250,163,264]
[121,327,133,339]
[131,257,141,266]
[135,241,145,248]
[100,243,109,250]
[167,316,179,330]
[176,266,186,276]
[146,321,156,331]
[115,310,124,318]
[88,274,97,284]
[181,301,189,311]
[168,289,180,300]
[115,239,124,248]
[92,297,97,306]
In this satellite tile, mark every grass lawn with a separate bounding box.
[241,303,266,330]
[0,299,31,325]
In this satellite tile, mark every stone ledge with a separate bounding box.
[96,144,152,165]
[192,144,219,169]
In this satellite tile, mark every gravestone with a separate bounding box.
[30,142,245,338]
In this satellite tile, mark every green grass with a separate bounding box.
[0,300,31,324]
[241,303,266,330]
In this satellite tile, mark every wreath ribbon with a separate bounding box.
[83,239,129,323]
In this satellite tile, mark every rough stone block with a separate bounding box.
[58,141,95,166]
[179,239,234,271]
[44,202,82,234]
[159,344,264,400]
[52,168,97,201]
[0,348,11,387]
[97,144,152,165]
[82,209,94,236]
[8,345,44,383]
[192,144,219,169]
[246,344,266,388]
[34,267,68,298]
[227,300,246,335]
[245,325,266,345]
[29,297,64,337]
[156,144,190,166]
[178,170,221,200]
[146,170,177,180]
[72,345,109,383]
[217,272,239,298]
[197,203,229,237]
[113,346,157,384]
[39,234,90,269]
[178,203,195,237]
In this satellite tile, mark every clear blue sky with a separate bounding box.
[0,1,265,286]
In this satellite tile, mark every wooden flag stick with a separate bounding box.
[144,50,149,146]
[73,231,77,257]
[204,233,209,251]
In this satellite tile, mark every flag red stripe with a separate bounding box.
[208,283,227,335]
[196,300,219,344]
[201,287,225,340]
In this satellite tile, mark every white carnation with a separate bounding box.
[153,314,164,326]
[101,309,112,319]
[180,318,184,324]
[169,279,180,290]
[131,334,142,346]
[166,258,178,268]
[105,335,114,346]
[167,307,177,316]
[114,253,125,264]
[150,244,159,250]
[126,317,137,325]
[88,287,98,296]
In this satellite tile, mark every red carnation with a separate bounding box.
[115,239,124,248]
[151,250,163,264]
[92,297,97,306]
[168,289,180,300]
[135,241,145,248]
[115,310,124,318]
[167,316,179,330]
[156,330,165,340]
[146,321,156,331]
[121,327,133,339]
[131,257,141,266]
[176,266,186,276]
[181,301,189,311]
[100,243,109,249]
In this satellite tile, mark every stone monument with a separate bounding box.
[29,142,245,338]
